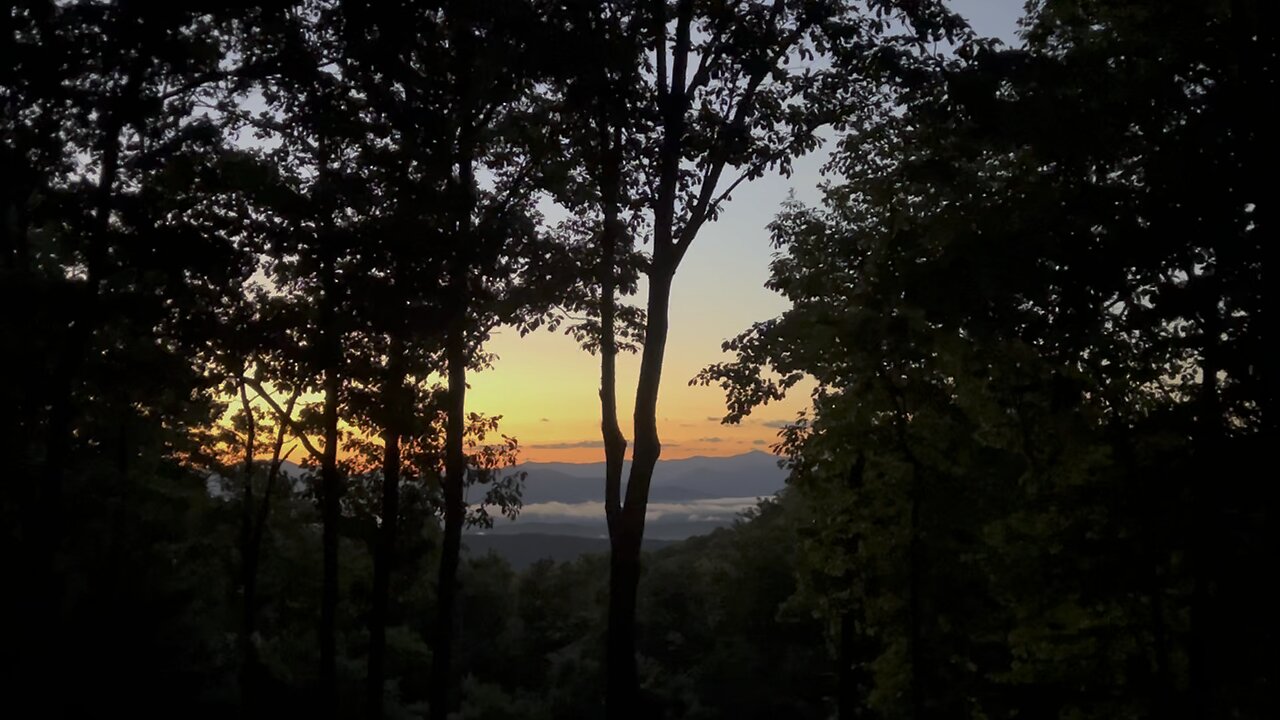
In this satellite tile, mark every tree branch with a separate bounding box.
[242,375,324,461]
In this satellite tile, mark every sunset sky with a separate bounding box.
[466,1,1025,463]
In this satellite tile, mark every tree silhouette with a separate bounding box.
[550,1,968,712]
[3,1,1268,717]
[699,1,1267,715]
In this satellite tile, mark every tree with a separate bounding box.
[228,4,382,709]
[548,1,968,712]
[699,0,1268,716]
[2,1,262,711]
[318,2,575,715]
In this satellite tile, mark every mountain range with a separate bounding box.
[271,451,789,566]
[463,451,789,565]
[274,449,787,505]
[507,449,788,504]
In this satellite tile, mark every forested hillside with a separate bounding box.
[3,1,1266,718]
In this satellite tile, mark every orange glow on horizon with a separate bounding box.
[464,326,808,464]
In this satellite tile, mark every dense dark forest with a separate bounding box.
[1,1,1268,718]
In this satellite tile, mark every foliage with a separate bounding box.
[4,0,1266,717]
[698,0,1268,717]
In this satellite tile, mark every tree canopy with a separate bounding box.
[3,0,1267,718]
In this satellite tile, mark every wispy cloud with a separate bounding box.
[540,417,551,422]
[528,439,605,449]
[752,439,767,446]
[761,420,790,429]
[697,437,725,443]
[517,497,761,523]
[526,439,684,451]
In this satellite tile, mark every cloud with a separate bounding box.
[528,439,605,449]
[705,416,724,422]
[761,419,790,429]
[697,437,725,443]
[752,439,767,446]
[540,417,551,422]
[517,497,762,523]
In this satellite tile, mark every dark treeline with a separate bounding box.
[1,1,1267,718]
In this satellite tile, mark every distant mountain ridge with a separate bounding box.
[273,450,788,504]
[512,450,788,505]
[262,452,788,566]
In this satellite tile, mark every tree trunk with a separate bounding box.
[237,381,258,714]
[431,21,475,710]
[38,104,123,562]
[29,99,128,711]
[837,610,859,720]
[1148,570,1173,717]
[367,358,405,719]
[606,532,642,717]
[429,313,467,720]
[1188,290,1222,718]
[606,263,674,719]
[241,390,294,717]
[907,464,924,720]
[597,130,627,537]
[318,264,343,715]
[604,10,684,690]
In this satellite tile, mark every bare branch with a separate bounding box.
[242,375,324,461]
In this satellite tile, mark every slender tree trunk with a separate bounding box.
[29,100,128,711]
[318,254,343,714]
[907,465,925,720]
[237,381,258,714]
[366,426,401,718]
[1149,570,1173,717]
[603,4,695,706]
[430,307,468,720]
[605,8,685,693]
[837,610,859,720]
[606,263,674,719]
[594,100,634,716]
[886,385,926,720]
[38,106,123,566]
[367,349,406,719]
[431,21,475,711]
[1188,294,1222,718]
[836,458,869,719]
[241,389,294,717]
[319,366,342,712]
[597,127,627,537]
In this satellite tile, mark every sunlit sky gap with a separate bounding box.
[463,1,1025,462]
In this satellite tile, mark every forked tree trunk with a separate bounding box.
[240,387,297,717]
[599,131,628,541]
[606,264,674,719]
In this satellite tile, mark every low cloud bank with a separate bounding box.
[516,496,762,524]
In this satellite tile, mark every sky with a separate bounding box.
[466,1,1026,463]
